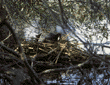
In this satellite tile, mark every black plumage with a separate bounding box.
[43,33,61,43]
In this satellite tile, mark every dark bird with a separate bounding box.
[43,33,61,43]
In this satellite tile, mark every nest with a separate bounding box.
[22,38,89,73]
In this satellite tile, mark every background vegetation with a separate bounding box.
[0,0,110,84]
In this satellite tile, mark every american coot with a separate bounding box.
[43,33,61,43]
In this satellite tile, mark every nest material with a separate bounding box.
[22,38,89,72]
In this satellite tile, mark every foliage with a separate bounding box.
[0,0,110,84]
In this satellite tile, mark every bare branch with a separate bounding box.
[0,19,45,84]
[0,42,21,58]
[58,0,66,24]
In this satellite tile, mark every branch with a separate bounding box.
[41,0,62,26]
[0,42,21,58]
[58,0,66,24]
[0,19,23,53]
[0,19,45,84]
